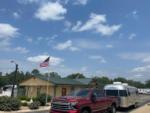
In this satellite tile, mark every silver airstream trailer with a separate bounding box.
[104,82,138,108]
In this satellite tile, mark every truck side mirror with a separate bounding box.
[91,93,97,103]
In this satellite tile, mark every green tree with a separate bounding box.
[31,69,40,76]
[113,77,128,83]
[25,71,30,76]
[50,72,61,78]
[44,72,61,78]
[127,80,145,88]
[93,76,112,88]
[145,80,150,88]
[66,73,85,79]
[0,76,6,87]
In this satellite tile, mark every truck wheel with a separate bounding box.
[81,110,89,113]
[110,105,116,113]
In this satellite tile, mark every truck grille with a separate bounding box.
[51,102,71,111]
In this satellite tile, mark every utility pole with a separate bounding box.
[11,61,18,97]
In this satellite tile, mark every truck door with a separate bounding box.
[91,90,106,112]
[96,90,107,110]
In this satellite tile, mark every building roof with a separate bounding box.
[36,75,92,86]
[75,78,93,85]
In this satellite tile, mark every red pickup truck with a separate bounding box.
[50,88,118,113]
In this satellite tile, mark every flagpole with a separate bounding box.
[46,57,50,105]
[39,56,50,105]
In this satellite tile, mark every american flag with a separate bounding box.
[40,57,50,67]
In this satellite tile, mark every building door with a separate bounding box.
[62,88,67,96]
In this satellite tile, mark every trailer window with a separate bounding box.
[119,90,128,96]
[105,90,118,96]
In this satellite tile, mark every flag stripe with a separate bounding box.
[40,57,50,67]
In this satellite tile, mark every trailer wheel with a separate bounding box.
[133,102,138,108]
[109,105,116,113]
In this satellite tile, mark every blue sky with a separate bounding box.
[0,0,150,82]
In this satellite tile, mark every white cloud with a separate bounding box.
[64,20,72,31]
[27,55,64,66]
[132,10,137,15]
[0,39,11,51]
[96,24,121,36]
[132,65,150,72]
[126,10,139,20]
[35,2,67,21]
[69,47,79,51]
[50,34,58,40]
[80,66,88,72]
[37,37,43,41]
[74,0,88,5]
[0,42,29,54]
[55,40,72,50]
[17,0,87,6]
[76,39,101,49]
[132,10,138,19]
[72,13,106,31]
[54,40,79,51]
[17,0,46,4]
[13,12,20,19]
[0,23,27,54]
[0,23,18,39]
[142,57,150,63]
[72,13,121,36]
[106,44,113,48]
[14,46,29,53]
[72,21,82,31]
[27,38,33,43]
[64,20,72,28]
[133,74,144,78]
[128,33,136,40]
[89,55,106,63]
[119,52,150,63]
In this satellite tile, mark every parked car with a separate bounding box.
[138,88,150,95]
[50,88,118,113]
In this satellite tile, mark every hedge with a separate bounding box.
[29,101,40,109]
[0,96,21,111]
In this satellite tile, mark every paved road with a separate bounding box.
[25,94,150,113]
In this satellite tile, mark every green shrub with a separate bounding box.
[29,101,40,109]
[47,95,52,102]
[19,96,30,101]
[21,102,28,106]
[32,97,38,102]
[0,96,21,111]
[36,93,46,106]
[36,94,51,106]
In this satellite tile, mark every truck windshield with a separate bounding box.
[69,89,89,97]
